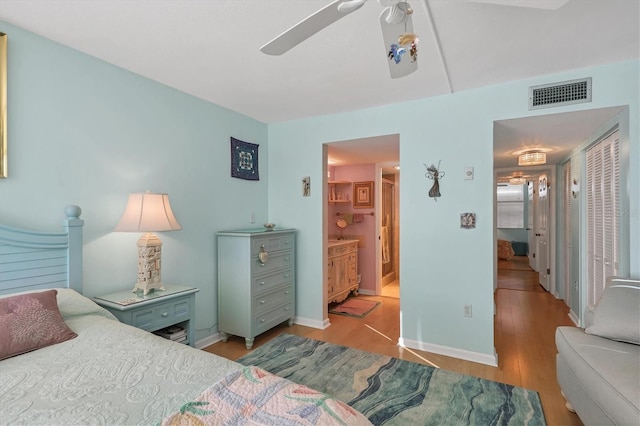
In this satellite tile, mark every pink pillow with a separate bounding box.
[0,289,77,360]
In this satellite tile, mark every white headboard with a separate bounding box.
[0,206,84,296]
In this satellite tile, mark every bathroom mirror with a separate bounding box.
[336,219,348,239]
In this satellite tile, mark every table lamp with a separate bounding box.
[114,191,182,295]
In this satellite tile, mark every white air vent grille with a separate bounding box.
[529,78,592,110]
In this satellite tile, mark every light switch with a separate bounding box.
[464,167,474,180]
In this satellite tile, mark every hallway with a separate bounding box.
[207,263,581,425]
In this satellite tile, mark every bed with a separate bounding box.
[0,206,371,425]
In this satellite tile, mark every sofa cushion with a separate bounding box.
[585,277,640,345]
[556,326,640,424]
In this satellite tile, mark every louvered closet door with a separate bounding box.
[586,130,620,305]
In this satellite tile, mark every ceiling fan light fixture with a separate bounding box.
[518,151,546,166]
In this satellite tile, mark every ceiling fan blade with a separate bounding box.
[261,0,367,55]
[467,0,570,10]
[380,3,417,78]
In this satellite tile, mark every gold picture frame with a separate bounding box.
[353,181,374,209]
[0,32,6,178]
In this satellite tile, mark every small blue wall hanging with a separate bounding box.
[231,137,259,180]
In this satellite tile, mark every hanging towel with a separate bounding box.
[342,213,353,224]
[353,213,364,223]
[381,226,390,264]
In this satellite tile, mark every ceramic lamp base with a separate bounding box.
[131,232,165,296]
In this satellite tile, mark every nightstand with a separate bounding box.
[94,285,199,347]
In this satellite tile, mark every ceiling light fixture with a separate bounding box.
[518,151,546,166]
[509,177,526,185]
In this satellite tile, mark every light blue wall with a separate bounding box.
[0,23,269,342]
[268,60,639,361]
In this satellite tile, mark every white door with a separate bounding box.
[587,130,620,305]
[527,180,537,270]
[537,174,550,291]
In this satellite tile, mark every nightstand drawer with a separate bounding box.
[132,299,190,331]
[253,284,293,315]
[94,285,198,347]
[254,302,293,334]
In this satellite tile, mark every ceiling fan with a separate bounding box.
[260,0,570,79]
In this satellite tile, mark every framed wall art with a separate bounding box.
[230,137,259,180]
[353,181,374,209]
[460,212,476,229]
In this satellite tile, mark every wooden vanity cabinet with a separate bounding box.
[327,240,358,303]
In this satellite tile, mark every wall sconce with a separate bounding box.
[114,191,182,295]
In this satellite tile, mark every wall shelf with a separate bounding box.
[328,180,352,204]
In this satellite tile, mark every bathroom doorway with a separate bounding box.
[325,135,399,302]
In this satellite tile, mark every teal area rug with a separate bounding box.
[238,333,546,425]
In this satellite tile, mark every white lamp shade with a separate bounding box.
[114,192,182,232]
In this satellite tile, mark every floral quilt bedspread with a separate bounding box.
[162,366,372,426]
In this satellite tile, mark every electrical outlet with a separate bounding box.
[464,304,472,317]
[250,212,255,223]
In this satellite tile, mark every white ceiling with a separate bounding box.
[0,0,638,169]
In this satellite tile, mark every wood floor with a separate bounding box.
[205,262,582,425]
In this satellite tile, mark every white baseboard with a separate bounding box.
[358,289,375,296]
[196,332,222,350]
[294,316,330,329]
[399,337,498,367]
[568,310,580,326]
[195,317,330,349]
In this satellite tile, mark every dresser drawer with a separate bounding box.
[252,234,294,255]
[254,251,294,275]
[131,299,190,331]
[254,303,293,334]
[253,284,293,315]
[253,268,293,294]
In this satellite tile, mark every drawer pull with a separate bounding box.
[260,300,265,304]
[284,291,289,295]
[258,244,269,265]
[284,274,290,278]
[260,281,265,285]
[260,319,266,323]
[161,312,169,317]
[284,307,290,311]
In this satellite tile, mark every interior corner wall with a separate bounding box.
[267,60,640,362]
[0,22,269,344]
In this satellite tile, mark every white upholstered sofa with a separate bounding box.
[556,277,640,425]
